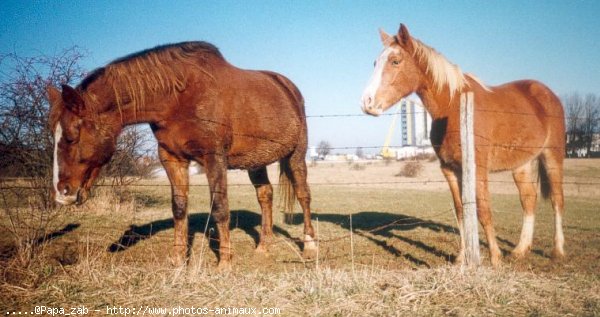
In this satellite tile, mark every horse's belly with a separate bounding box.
[489,146,542,172]
[227,141,295,170]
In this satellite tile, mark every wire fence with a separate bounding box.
[1,106,598,260]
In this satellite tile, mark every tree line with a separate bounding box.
[563,93,600,158]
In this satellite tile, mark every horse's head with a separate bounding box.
[47,84,117,205]
[361,24,422,116]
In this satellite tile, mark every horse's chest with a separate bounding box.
[430,117,461,165]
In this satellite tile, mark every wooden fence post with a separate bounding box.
[460,92,481,267]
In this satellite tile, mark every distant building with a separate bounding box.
[399,98,432,147]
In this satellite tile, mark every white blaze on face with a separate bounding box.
[361,47,395,114]
[53,123,62,197]
[52,123,77,205]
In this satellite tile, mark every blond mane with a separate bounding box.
[412,39,469,99]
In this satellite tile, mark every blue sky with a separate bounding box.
[2,1,599,153]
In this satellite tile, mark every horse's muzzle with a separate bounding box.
[55,187,85,205]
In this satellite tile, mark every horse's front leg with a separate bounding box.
[440,165,464,265]
[158,146,190,266]
[205,153,231,270]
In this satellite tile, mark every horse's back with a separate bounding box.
[215,68,307,169]
[474,79,564,171]
[490,80,564,119]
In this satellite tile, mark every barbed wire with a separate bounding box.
[0,207,459,248]
[2,178,600,191]
[305,107,574,119]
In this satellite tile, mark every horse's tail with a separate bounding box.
[279,158,296,223]
[538,157,551,200]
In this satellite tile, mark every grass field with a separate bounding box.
[1,159,599,316]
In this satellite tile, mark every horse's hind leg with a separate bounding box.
[541,149,565,260]
[248,167,274,253]
[511,161,538,258]
[158,146,190,266]
[284,151,316,258]
[476,171,502,267]
[204,153,232,270]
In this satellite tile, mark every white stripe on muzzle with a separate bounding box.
[361,47,394,113]
[52,123,77,205]
[53,123,62,196]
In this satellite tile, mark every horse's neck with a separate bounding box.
[416,86,457,119]
[111,105,162,126]
[85,76,168,127]
[89,93,164,127]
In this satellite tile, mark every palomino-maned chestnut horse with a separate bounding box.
[47,41,317,269]
[361,24,565,266]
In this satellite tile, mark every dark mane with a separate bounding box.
[78,67,106,91]
[77,41,222,92]
[109,41,222,65]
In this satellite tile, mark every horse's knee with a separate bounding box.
[212,207,230,224]
[257,185,273,203]
[172,195,187,219]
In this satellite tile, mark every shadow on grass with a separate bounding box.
[107,210,297,261]
[314,211,459,268]
[106,209,549,266]
[0,223,81,261]
[315,212,549,265]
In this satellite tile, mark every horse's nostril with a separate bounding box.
[63,184,71,195]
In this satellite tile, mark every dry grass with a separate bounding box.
[2,243,598,316]
[1,159,599,316]
[395,161,424,178]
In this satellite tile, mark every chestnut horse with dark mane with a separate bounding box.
[47,42,316,269]
[361,25,565,266]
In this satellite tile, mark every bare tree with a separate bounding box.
[581,94,600,156]
[0,47,88,177]
[564,93,583,157]
[355,147,364,159]
[0,47,156,265]
[0,47,156,180]
[317,140,332,159]
[563,93,600,157]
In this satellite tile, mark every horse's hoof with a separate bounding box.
[255,244,270,255]
[510,249,529,260]
[551,249,565,262]
[217,261,232,273]
[170,253,187,267]
[490,256,502,268]
[453,252,465,266]
[302,246,317,260]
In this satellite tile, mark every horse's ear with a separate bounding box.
[397,23,412,47]
[379,28,392,46]
[61,84,85,115]
[47,85,62,108]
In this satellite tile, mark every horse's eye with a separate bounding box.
[373,60,376,68]
[391,60,401,66]
[64,135,76,144]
